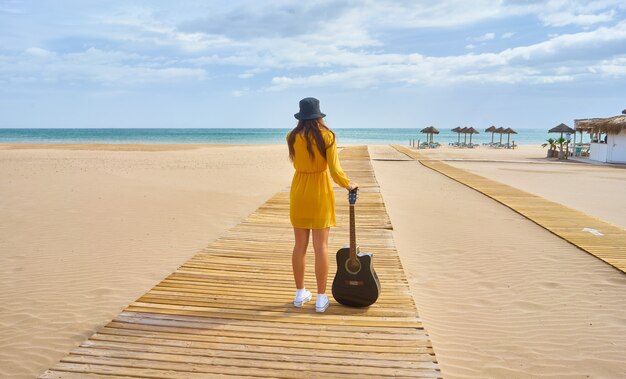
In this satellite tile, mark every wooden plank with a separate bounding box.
[40,146,441,379]
[65,348,440,376]
[117,311,426,335]
[87,333,435,362]
[79,339,436,366]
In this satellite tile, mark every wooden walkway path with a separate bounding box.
[41,146,441,379]
[393,145,626,274]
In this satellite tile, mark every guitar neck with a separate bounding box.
[350,203,356,259]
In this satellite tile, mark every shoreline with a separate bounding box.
[0,142,545,149]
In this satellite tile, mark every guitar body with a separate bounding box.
[332,246,380,307]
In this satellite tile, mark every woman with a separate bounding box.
[286,97,358,313]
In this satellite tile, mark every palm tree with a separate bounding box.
[542,138,557,157]
[555,137,567,160]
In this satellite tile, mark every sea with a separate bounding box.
[0,128,556,145]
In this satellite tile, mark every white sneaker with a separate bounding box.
[293,290,312,307]
[315,294,329,313]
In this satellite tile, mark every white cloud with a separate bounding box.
[591,55,626,76]
[96,6,234,52]
[267,20,626,89]
[231,89,248,97]
[520,0,624,27]
[476,32,496,41]
[1,47,207,86]
[24,47,54,57]
[500,21,626,63]
[2,1,626,92]
[541,9,615,27]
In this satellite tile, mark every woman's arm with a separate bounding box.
[325,136,351,188]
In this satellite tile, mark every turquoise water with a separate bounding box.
[0,128,554,145]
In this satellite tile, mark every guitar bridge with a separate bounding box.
[345,280,364,286]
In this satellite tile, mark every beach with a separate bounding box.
[2,143,626,378]
[0,144,294,378]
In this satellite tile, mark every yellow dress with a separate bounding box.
[288,130,351,229]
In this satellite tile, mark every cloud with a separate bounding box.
[591,55,626,76]
[2,0,626,93]
[268,20,626,89]
[95,6,234,52]
[231,88,250,97]
[534,0,623,27]
[24,47,54,57]
[179,1,355,39]
[0,47,207,86]
[475,32,496,41]
[500,21,626,63]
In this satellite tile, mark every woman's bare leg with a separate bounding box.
[312,228,330,294]
[292,228,310,289]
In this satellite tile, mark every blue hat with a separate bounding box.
[294,97,326,120]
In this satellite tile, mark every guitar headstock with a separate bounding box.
[348,188,358,205]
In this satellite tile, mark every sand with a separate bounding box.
[445,161,626,229]
[0,144,293,378]
[2,143,626,378]
[370,145,626,378]
[405,144,548,161]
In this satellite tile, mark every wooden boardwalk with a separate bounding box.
[40,146,441,379]
[393,145,626,274]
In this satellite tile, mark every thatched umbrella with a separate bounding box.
[503,127,517,146]
[495,127,505,144]
[460,127,469,144]
[419,127,430,144]
[549,123,575,139]
[467,127,479,145]
[420,126,439,144]
[485,125,497,143]
[430,126,440,144]
[451,126,462,144]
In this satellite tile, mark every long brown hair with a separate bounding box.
[288,118,335,162]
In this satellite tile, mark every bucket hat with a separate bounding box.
[294,97,326,120]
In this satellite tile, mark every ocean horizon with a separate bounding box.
[0,128,565,145]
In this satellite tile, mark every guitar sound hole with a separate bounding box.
[345,258,361,275]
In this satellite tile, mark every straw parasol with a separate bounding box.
[466,127,479,145]
[549,123,575,139]
[503,127,517,146]
[451,126,462,144]
[495,127,505,144]
[485,125,497,143]
[460,127,469,144]
[420,126,439,144]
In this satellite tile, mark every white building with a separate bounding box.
[575,114,626,164]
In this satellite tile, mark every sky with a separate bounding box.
[0,0,625,129]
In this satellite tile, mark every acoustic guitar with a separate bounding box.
[332,189,381,307]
